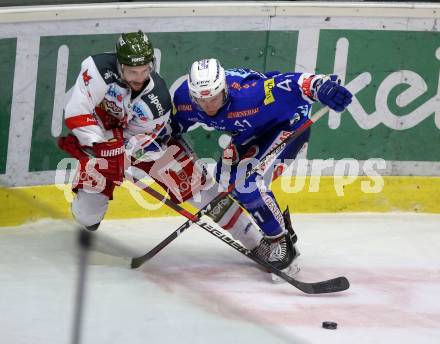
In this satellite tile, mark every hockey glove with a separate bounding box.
[58,128,125,184]
[316,75,352,112]
[57,134,89,161]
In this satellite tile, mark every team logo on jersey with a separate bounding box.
[82,70,92,86]
[103,100,122,115]
[227,107,259,118]
[263,78,275,105]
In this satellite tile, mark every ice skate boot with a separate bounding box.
[251,207,300,283]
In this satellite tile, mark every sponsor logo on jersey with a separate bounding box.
[132,103,149,121]
[243,82,257,89]
[147,93,165,116]
[100,146,124,157]
[104,70,121,82]
[82,69,92,86]
[177,104,193,112]
[230,82,241,90]
[263,78,275,105]
[230,81,257,91]
[107,85,123,101]
[227,107,259,118]
[261,191,285,230]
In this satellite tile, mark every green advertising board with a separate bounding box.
[1,3,440,224]
[1,27,440,183]
[310,30,440,162]
[29,31,298,170]
[0,38,16,174]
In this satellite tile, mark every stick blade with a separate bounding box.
[297,276,350,294]
[130,256,145,269]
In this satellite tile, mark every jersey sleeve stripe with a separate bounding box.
[65,114,99,130]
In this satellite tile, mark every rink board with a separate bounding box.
[1,3,440,226]
[1,2,440,188]
[2,176,440,227]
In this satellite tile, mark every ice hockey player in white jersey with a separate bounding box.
[57,31,265,257]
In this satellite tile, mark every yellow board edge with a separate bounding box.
[1,176,439,227]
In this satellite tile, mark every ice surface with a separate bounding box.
[1,213,439,344]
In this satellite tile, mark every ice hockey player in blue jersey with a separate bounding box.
[171,58,352,281]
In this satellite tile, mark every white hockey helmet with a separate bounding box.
[188,58,227,100]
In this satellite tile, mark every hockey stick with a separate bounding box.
[131,105,329,267]
[129,176,349,294]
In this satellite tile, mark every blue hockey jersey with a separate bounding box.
[172,68,317,146]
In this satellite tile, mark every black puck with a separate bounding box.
[322,321,337,330]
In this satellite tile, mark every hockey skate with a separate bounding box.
[251,207,300,283]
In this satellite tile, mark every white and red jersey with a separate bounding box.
[65,53,171,151]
